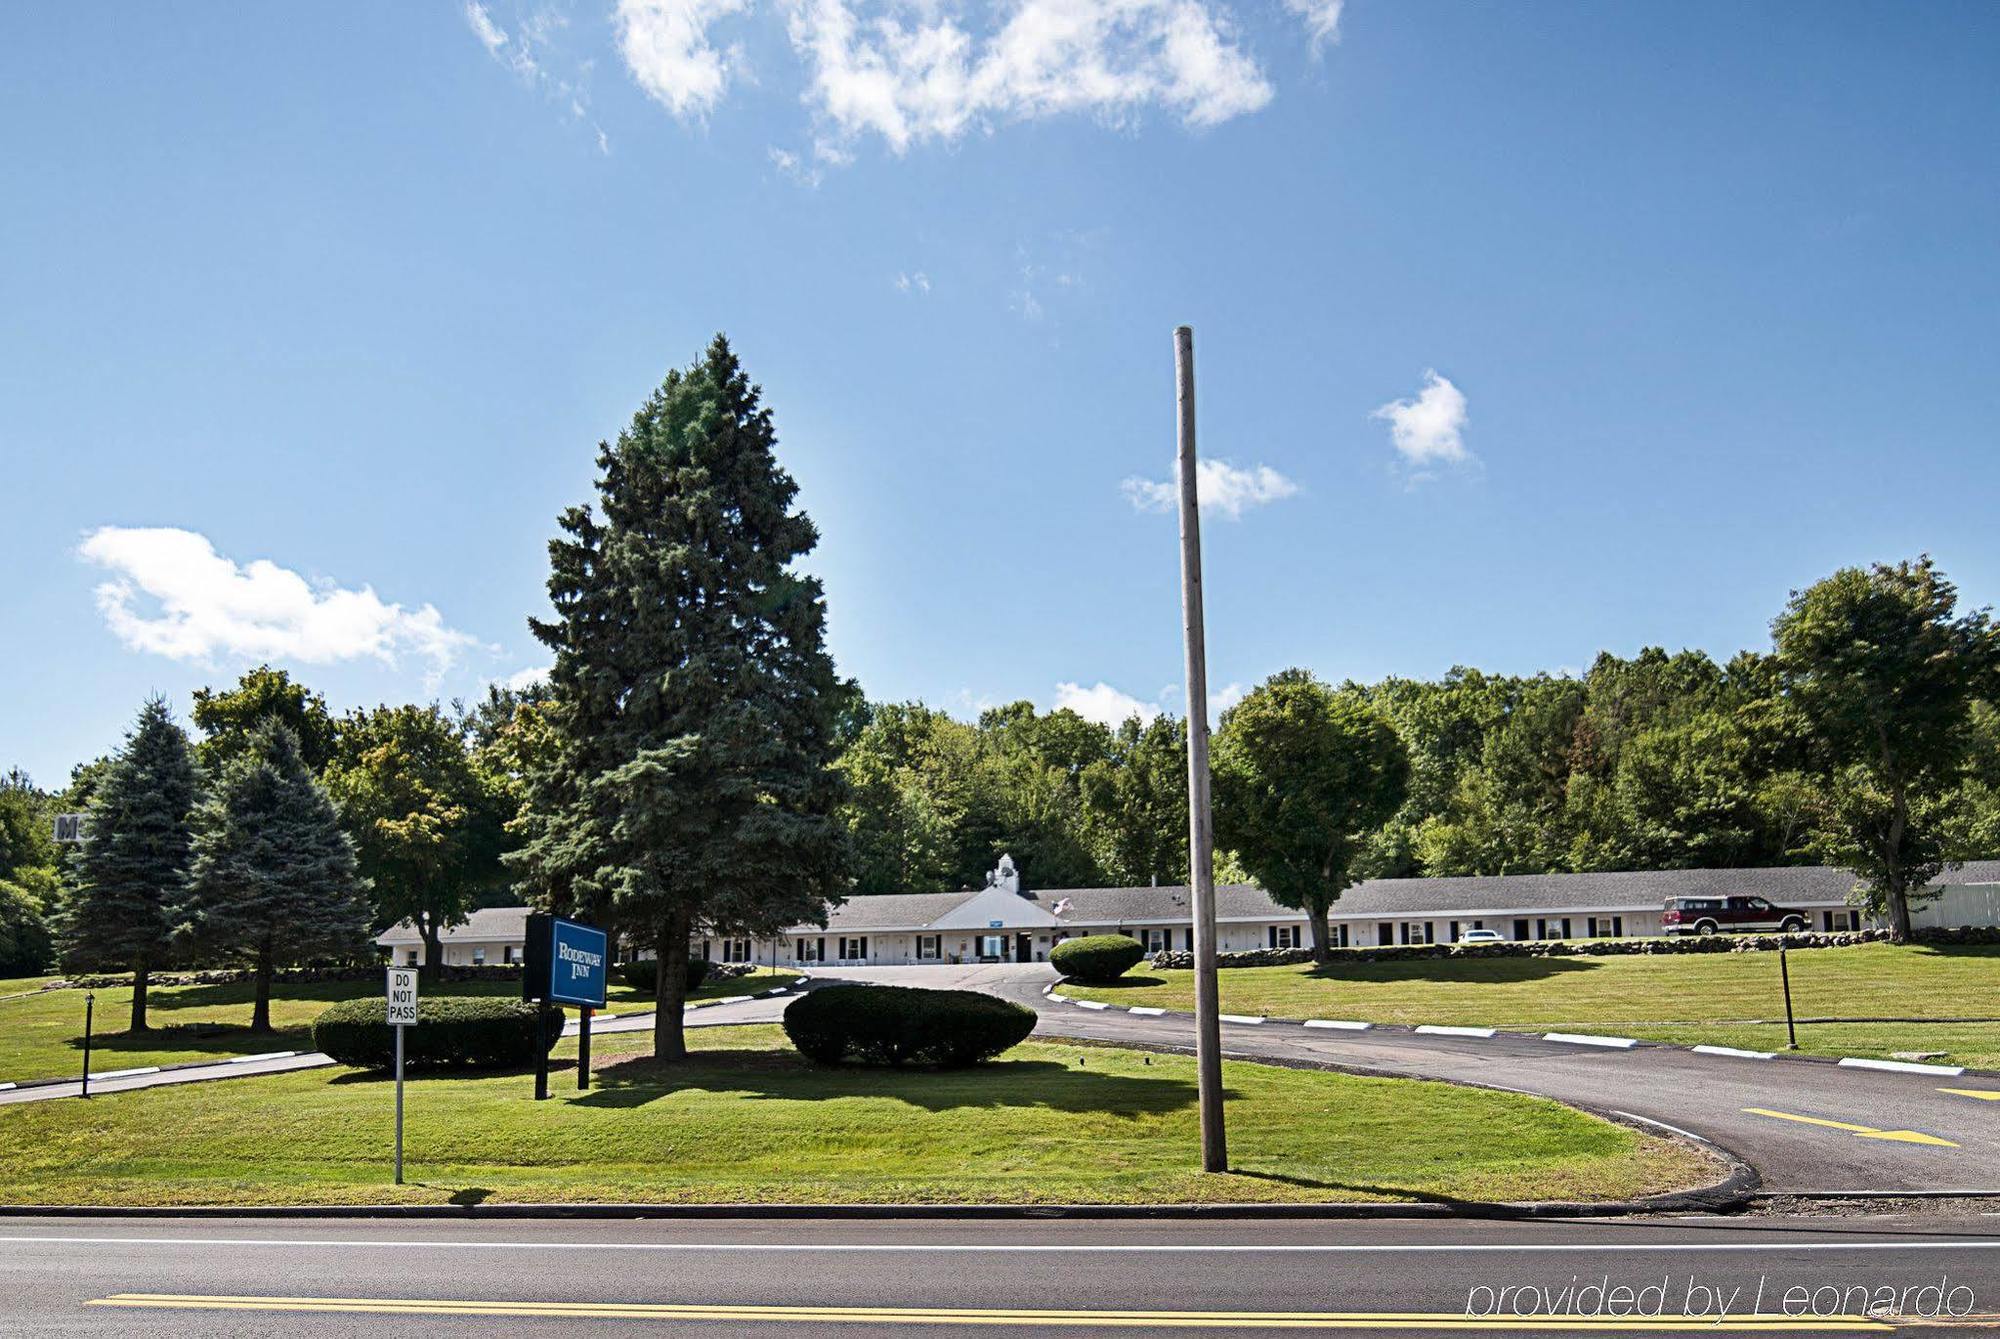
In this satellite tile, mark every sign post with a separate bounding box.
[521,914,609,1101]
[385,967,419,1184]
[80,991,94,1099]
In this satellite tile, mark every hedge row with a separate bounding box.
[311,996,562,1071]
[616,958,754,994]
[1139,926,1987,970]
[67,963,524,990]
[783,985,1036,1067]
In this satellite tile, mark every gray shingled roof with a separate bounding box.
[380,862,2000,944]
[376,904,531,946]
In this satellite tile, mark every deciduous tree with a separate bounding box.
[1213,671,1409,962]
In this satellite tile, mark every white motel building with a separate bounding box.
[377,855,2000,969]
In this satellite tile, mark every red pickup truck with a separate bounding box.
[1661,895,1809,936]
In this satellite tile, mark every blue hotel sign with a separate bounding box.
[523,914,609,1009]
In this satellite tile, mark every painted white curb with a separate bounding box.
[1839,1056,1966,1076]
[1048,992,1069,1003]
[1303,1019,1372,1031]
[762,987,789,996]
[1544,1032,1639,1050]
[1127,1006,1167,1016]
[1692,1044,1776,1060]
[1074,1000,1110,1011]
[1041,984,1054,996]
[0,1082,14,1091]
[226,1051,299,1064]
[94,1066,161,1080]
[1415,1025,1497,1038]
[1219,1014,1267,1025]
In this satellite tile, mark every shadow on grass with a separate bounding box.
[572,1049,1220,1115]
[1303,956,1602,986]
[1065,976,1169,992]
[63,1023,307,1057]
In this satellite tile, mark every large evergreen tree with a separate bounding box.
[183,721,370,1030]
[56,698,197,1031]
[514,336,849,1059]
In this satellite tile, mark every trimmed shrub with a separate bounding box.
[618,958,711,995]
[1050,934,1147,983]
[783,985,1035,1067]
[311,996,562,1071]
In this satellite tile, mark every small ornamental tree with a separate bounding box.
[182,721,371,1031]
[325,703,511,981]
[1049,934,1147,983]
[1214,670,1410,964]
[57,698,197,1031]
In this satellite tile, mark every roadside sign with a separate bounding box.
[53,814,88,844]
[385,968,419,1026]
[522,914,609,1009]
[384,967,418,1185]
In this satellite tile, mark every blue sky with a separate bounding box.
[3,2,1997,785]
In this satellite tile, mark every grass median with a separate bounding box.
[0,1023,1714,1208]
[1058,942,2000,1068]
[0,969,801,1084]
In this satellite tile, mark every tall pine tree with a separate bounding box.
[183,721,370,1031]
[514,335,848,1059]
[57,697,197,1032]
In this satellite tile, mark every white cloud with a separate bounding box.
[618,0,753,119]
[784,0,1272,156]
[1283,0,1342,49]
[79,527,483,683]
[1374,370,1471,475]
[1208,680,1245,717]
[465,1,511,55]
[1122,458,1298,520]
[894,270,931,294]
[466,2,611,149]
[1054,680,1161,727]
[501,664,552,691]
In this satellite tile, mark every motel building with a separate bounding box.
[378,855,2000,970]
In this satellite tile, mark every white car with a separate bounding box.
[1457,929,1506,945]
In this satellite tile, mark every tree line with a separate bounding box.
[10,336,1996,1051]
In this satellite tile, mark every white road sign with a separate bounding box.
[386,968,419,1026]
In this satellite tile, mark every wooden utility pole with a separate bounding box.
[1174,324,1227,1174]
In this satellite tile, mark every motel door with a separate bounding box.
[1015,933,1033,963]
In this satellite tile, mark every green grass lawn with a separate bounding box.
[0,1023,1712,1208]
[1060,943,2000,1069]
[0,969,801,1083]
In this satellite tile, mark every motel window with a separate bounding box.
[796,937,825,963]
[977,935,1005,960]
[405,949,419,967]
[721,938,752,963]
[1267,925,1301,950]
[1333,924,1349,948]
[917,935,942,960]
[1823,909,1859,932]
[1145,928,1174,953]
[472,948,486,966]
[838,936,869,961]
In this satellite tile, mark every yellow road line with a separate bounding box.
[1741,1107,1959,1148]
[1938,1087,2000,1102]
[85,1294,1894,1331]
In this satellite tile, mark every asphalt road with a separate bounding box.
[967,974,2000,1196]
[6,1213,2000,1336]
